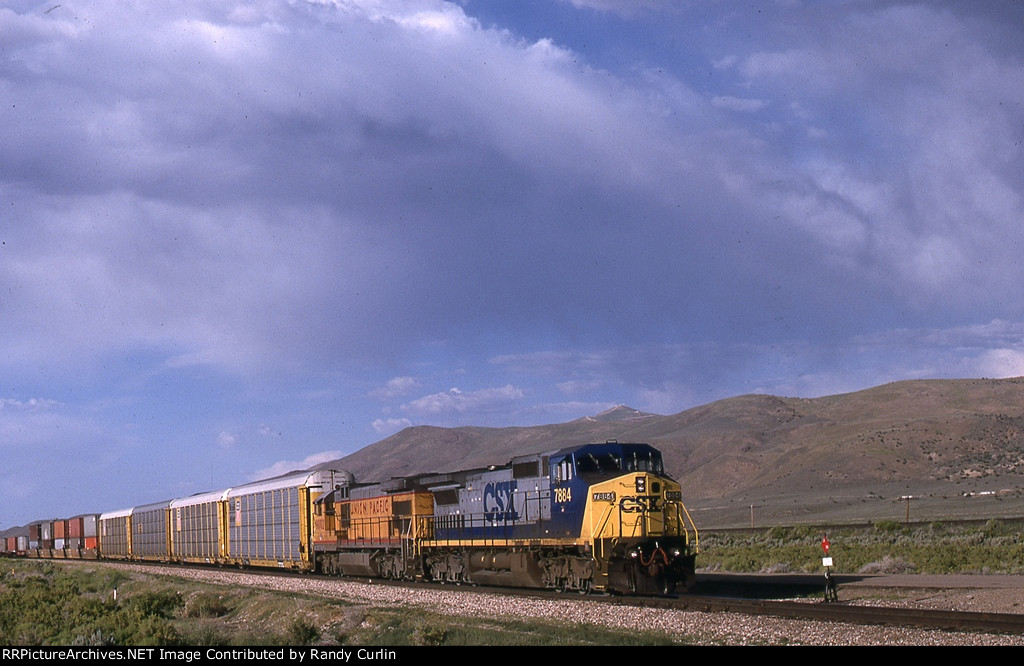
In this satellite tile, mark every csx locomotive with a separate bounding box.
[3,441,698,594]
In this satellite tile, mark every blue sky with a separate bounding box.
[2,0,1023,527]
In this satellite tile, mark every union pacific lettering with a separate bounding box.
[350,496,392,518]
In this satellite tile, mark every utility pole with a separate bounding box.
[900,495,914,525]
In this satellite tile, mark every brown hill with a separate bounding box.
[333,404,660,481]
[332,378,1024,527]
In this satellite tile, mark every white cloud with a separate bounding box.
[559,0,673,16]
[0,398,61,411]
[401,385,525,417]
[556,379,603,394]
[490,319,1024,415]
[396,8,473,35]
[712,55,739,70]
[250,450,343,480]
[0,397,125,461]
[370,376,421,400]
[372,417,413,435]
[636,383,698,415]
[973,349,1024,379]
[711,96,767,112]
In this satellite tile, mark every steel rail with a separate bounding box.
[47,558,1024,635]
[643,595,1024,634]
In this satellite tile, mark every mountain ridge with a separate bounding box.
[332,377,1024,526]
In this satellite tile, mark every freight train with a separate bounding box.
[1,441,698,594]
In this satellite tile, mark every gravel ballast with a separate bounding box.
[119,565,1024,646]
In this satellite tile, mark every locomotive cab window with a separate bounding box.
[575,452,623,475]
[624,450,664,474]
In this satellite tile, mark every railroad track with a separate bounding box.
[49,558,1024,636]
[302,568,1024,635]
[633,595,1024,635]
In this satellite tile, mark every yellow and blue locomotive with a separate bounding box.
[313,441,698,593]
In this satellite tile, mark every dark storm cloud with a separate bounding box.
[3,0,801,371]
[3,1,1024,525]
[3,0,1023,375]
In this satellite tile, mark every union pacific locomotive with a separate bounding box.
[2,441,698,595]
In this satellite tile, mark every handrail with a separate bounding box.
[620,504,643,538]
[665,500,699,553]
[592,501,616,540]
[679,501,699,553]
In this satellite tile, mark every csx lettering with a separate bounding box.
[483,480,519,522]
[554,487,572,503]
[619,495,661,513]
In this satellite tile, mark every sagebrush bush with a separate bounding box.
[0,563,182,646]
[700,519,1024,574]
[287,617,320,645]
[183,592,230,618]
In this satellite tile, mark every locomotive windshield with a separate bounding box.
[574,452,624,475]
[571,445,664,476]
[625,449,664,473]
